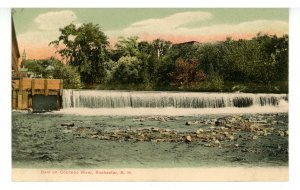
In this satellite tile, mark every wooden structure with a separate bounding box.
[12,78,63,110]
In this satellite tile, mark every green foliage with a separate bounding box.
[51,62,82,89]
[203,72,224,91]
[21,58,82,89]
[48,22,288,93]
[49,23,109,84]
[113,36,140,58]
[21,60,44,76]
[111,56,142,84]
[154,57,176,87]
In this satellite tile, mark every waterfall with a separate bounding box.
[62,90,288,109]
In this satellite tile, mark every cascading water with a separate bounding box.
[58,90,288,116]
[62,90,288,109]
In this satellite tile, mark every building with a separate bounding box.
[173,41,200,46]
[12,17,20,72]
[22,49,27,61]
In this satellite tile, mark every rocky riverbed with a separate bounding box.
[12,112,288,168]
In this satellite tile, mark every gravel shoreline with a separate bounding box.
[12,112,288,168]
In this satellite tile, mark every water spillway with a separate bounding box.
[62,90,288,109]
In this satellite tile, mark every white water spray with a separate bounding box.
[56,90,288,116]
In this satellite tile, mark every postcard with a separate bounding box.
[11,8,288,181]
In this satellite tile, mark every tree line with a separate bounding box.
[22,23,288,93]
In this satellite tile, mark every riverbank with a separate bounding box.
[12,112,288,169]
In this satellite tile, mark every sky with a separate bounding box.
[13,8,288,60]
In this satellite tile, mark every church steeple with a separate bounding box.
[22,49,27,61]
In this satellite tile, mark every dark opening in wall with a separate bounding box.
[32,95,58,112]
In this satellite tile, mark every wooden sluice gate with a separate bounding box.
[12,78,63,111]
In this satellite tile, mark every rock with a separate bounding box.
[256,131,264,136]
[285,131,289,136]
[256,120,267,124]
[215,119,226,126]
[278,121,286,125]
[61,122,75,127]
[185,135,192,142]
[91,135,98,138]
[159,116,166,122]
[241,122,257,132]
[252,135,258,140]
[234,144,239,147]
[62,129,72,133]
[225,124,233,128]
[27,108,33,113]
[278,131,285,137]
[196,129,204,134]
[185,121,192,125]
[214,140,220,145]
[229,135,235,141]
[229,117,236,123]
[151,128,159,132]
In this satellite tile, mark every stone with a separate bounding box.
[91,135,98,139]
[215,119,226,126]
[185,121,192,125]
[151,128,159,132]
[61,123,75,127]
[229,117,236,123]
[214,140,220,145]
[252,135,258,140]
[196,129,204,134]
[185,135,192,142]
[256,131,264,136]
[279,131,285,137]
[159,116,166,122]
[229,135,235,141]
[62,129,72,133]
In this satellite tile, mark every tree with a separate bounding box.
[51,62,82,89]
[113,36,140,59]
[21,59,44,76]
[111,56,141,84]
[155,56,176,86]
[49,23,109,84]
[151,39,172,59]
[173,58,206,86]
